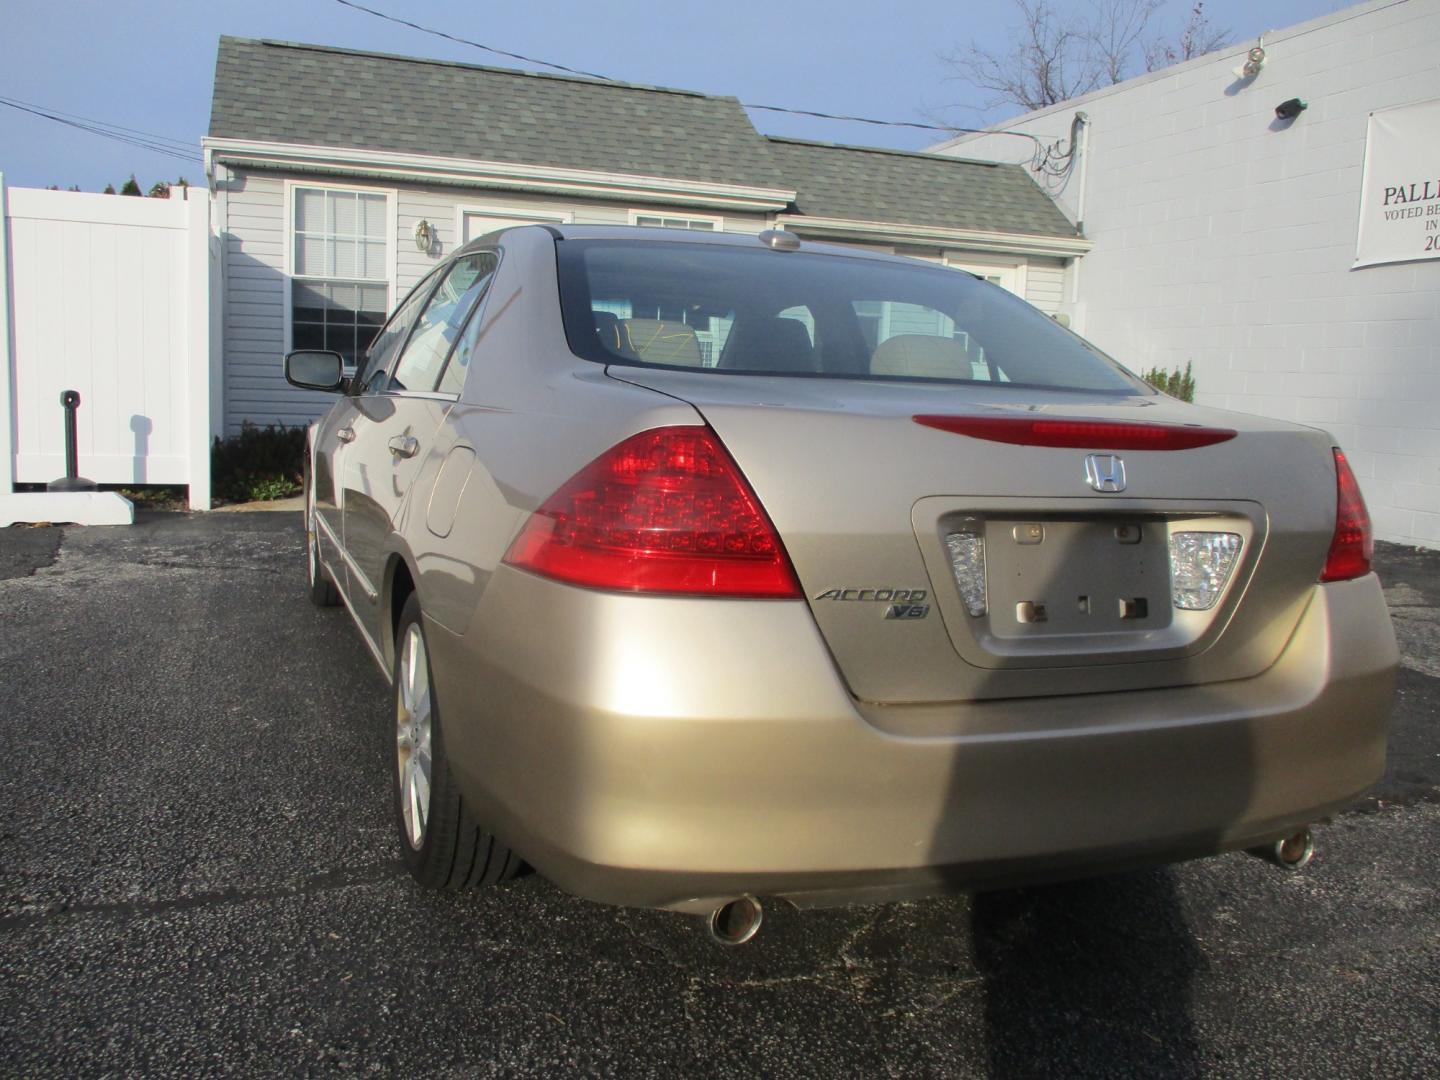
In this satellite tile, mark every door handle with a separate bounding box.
[388,435,420,459]
[336,426,356,444]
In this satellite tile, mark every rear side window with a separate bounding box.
[557,240,1140,393]
[391,252,498,394]
[436,252,501,396]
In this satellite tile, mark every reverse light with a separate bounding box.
[1320,449,1373,582]
[502,426,801,598]
[944,532,987,616]
[913,415,1237,451]
[1169,531,1243,610]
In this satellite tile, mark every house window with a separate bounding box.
[631,213,720,231]
[290,186,390,368]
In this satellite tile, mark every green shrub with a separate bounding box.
[1141,361,1196,402]
[211,422,305,503]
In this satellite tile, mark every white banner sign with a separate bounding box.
[1354,98,1440,268]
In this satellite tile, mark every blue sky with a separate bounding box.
[1,0,1350,192]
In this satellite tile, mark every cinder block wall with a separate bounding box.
[937,0,1440,547]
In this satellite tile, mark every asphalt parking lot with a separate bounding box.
[2,512,1436,1078]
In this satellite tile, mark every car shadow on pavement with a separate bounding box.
[971,869,1203,1078]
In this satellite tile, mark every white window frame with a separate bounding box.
[455,204,573,246]
[283,179,398,363]
[627,210,724,231]
[943,251,1028,297]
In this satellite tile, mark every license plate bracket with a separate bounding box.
[982,518,1173,640]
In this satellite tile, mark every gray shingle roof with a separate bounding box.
[209,38,1076,239]
[209,37,791,192]
[765,137,1077,237]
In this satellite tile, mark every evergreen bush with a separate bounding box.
[1140,361,1196,402]
[211,422,306,503]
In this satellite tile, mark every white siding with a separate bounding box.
[396,184,771,291]
[936,0,1440,548]
[1023,257,1065,315]
[219,172,297,434]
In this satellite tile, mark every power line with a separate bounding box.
[744,102,972,134]
[0,94,199,153]
[328,0,1040,146]
[332,0,615,81]
[0,95,203,165]
[0,95,200,163]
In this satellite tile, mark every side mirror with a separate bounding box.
[284,350,346,392]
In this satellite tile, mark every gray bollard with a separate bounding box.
[47,389,98,492]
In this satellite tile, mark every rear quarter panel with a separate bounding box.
[401,227,701,640]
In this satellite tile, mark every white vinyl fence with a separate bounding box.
[1,175,217,510]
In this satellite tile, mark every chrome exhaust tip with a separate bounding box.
[1250,827,1315,870]
[1271,828,1316,870]
[707,895,763,946]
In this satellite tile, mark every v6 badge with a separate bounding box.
[885,603,929,619]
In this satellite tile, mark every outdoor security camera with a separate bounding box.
[1274,98,1307,121]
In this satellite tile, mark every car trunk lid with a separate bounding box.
[607,368,1339,704]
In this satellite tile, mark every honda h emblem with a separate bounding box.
[1084,453,1127,493]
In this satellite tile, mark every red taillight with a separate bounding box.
[913,415,1237,450]
[1321,448,1373,582]
[502,426,801,598]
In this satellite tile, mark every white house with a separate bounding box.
[202,37,1089,435]
[932,0,1440,549]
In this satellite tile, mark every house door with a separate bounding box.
[943,255,1028,297]
[460,207,572,244]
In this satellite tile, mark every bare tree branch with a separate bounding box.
[1085,0,1162,85]
[1144,1,1231,71]
[940,0,1231,117]
[938,0,1101,114]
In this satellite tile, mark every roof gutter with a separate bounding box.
[774,214,1093,258]
[202,138,798,213]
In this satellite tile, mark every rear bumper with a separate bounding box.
[426,569,1396,913]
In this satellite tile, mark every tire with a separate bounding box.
[392,593,520,889]
[304,460,340,608]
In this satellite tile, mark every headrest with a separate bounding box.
[614,319,704,366]
[722,316,816,372]
[592,310,620,342]
[870,334,970,379]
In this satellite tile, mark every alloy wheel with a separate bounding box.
[395,624,434,849]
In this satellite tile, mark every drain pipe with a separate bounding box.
[1071,110,1090,237]
[1066,111,1090,319]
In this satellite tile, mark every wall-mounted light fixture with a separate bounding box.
[1232,38,1266,82]
[412,219,435,253]
[1274,98,1307,121]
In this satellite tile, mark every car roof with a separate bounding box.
[462,223,931,268]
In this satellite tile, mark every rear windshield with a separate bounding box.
[556,239,1142,394]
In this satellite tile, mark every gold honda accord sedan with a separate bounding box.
[286,225,1396,943]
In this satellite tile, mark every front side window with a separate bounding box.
[290,186,389,368]
[557,240,1141,394]
[352,268,441,396]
